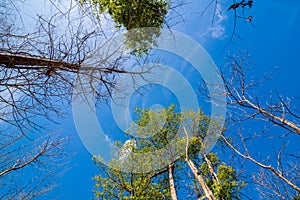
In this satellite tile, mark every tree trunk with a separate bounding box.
[168,163,178,200]
[0,53,80,70]
[186,159,217,200]
[183,126,216,200]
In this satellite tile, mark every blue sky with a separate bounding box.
[5,0,300,199]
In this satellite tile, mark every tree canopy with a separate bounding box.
[92,105,244,200]
[79,0,171,54]
[1,0,300,199]
[80,0,169,29]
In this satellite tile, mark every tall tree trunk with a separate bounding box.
[183,127,216,200]
[0,53,129,74]
[168,163,178,200]
[186,159,217,200]
[0,53,80,70]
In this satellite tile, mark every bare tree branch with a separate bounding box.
[219,133,300,192]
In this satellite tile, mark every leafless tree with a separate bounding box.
[0,0,148,198]
[0,0,138,132]
[199,50,300,198]
[253,165,300,200]
[223,51,300,135]
[0,131,68,199]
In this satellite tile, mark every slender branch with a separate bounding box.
[243,98,300,135]
[203,154,220,184]
[0,140,48,177]
[220,134,300,192]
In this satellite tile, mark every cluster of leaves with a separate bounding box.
[80,0,169,29]
[92,106,180,199]
[200,153,245,200]
[133,105,181,150]
[92,158,170,200]
[79,0,170,55]
[93,105,244,199]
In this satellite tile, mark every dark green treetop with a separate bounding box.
[79,0,171,55]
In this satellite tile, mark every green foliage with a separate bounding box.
[79,0,170,55]
[92,105,244,199]
[80,0,169,29]
[200,153,245,200]
[92,157,170,200]
[132,105,181,149]
[92,105,180,199]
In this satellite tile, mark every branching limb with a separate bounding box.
[219,133,300,192]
